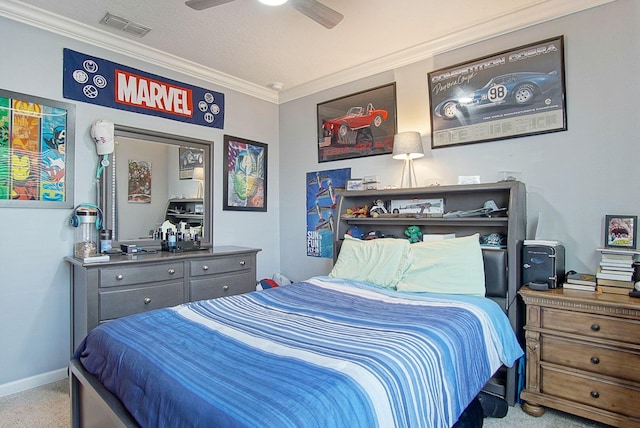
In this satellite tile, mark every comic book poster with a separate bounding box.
[306,167,350,258]
[128,160,152,203]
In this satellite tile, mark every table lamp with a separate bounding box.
[193,166,204,199]
[392,132,424,188]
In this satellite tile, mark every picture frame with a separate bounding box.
[223,135,267,212]
[604,215,637,249]
[317,83,397,162]
[0,89,75,208]
[427,35,567,149]
[346,178,364,191]
[178,146,205,179]
[390,198,444,215]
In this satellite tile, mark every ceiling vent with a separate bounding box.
[99,13,151,38]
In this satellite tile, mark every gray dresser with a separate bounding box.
[66,246,260,354]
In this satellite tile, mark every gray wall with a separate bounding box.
[278,0,640,281]
[0,16,280,392]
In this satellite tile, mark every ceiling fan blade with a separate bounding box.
[288,0,344,29]
[185,0,237,11]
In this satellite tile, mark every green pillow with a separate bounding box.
[396,234,485,295]
[329,235,410,288]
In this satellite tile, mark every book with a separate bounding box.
[597,248,640,256]
[596,277,634,288]
[601,252,636,261]
[524,239,561,246]
[599,263,634,272]
[563,282,596,291]
[597,285,632,295]
[423,233,456,241]
[596,268,633,282]
[565,272,596,286]
[79,254,110,264]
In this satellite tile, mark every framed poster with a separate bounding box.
[604,215,637,249]
[306,168,350,258]
[0,89,75,208]
[317,83,397,162]
[223,135,267,211]
[127,160,151,203]
[178,146,204,179]
[428,36,567,149]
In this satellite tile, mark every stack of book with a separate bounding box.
[563,272,597,292]
[596,248,639,295]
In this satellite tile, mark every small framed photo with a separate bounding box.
[346,179,364,191]
[604,215,637,249]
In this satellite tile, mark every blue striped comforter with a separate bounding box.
[75,276,523,428]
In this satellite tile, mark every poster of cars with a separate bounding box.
[317,83,397,162]
[306,167,350,258]
[428,36,566,148]
[179,146,204,179]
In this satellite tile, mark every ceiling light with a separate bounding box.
[258,0,288,6]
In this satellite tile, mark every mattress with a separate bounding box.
[75,276,523,428]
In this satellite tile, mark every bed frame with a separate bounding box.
[69,247,517,427]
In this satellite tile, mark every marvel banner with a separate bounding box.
[63,49,224,129]
[428,36,566,148]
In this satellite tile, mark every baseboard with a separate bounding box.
[0,367,68,398]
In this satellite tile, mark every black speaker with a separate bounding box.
[522,244,565,289]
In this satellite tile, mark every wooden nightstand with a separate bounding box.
[519,286,640,427]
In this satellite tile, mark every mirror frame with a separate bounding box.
[100,124,213,248]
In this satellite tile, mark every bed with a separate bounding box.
[70,234,524,427]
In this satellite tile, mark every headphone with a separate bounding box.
[69,203,104,230]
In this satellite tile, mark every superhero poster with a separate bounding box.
[0,89,75,208]
[306,167,350,258]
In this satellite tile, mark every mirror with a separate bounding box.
[100,125,212,248]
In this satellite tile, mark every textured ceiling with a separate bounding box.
[1,0,614,102]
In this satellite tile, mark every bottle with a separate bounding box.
[74,207,98,258]
[168,230,177,250]
[99,229,112,253]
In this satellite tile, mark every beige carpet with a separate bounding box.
[0,378,612,427]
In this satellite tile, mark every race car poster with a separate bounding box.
[317,83,397,162]
[306,167,350,258]
[428,35,566,148]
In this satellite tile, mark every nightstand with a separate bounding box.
[519,286,640,427]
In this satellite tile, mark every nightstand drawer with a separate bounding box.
[99,263,184,287]
[541,307,640,345]
[100,282,185,320]
[190,255,253,277]
[541,365,640,418]
[190,272,255,301]
[541,335,640,383]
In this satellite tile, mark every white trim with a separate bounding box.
[0,367,68,398]
[0,0,617,105]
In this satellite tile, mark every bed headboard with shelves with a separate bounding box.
[333,181,526,405]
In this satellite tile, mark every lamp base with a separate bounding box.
[399,158,418,188]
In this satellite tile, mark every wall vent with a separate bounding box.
[99,13,151,38]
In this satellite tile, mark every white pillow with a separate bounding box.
[329,235,410,288]
[396,234,485,295]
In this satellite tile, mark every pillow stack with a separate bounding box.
[329,233,485,296]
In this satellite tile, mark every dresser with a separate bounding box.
[66,246,260,354]
[519,287,640,427]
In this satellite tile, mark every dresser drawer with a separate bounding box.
[100,282,185,320]
[190,272,255,301]
[190,254,253,277]
[99,262,184,287]
[541,365,640,418]
[541,335,640,383]
[541,307,640,345]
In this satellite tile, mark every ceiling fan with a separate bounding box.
[185,0,344,29]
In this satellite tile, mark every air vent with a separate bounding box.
[99,13,151,38]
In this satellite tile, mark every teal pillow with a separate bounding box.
[329,235,410,288]
[396,234,485,295]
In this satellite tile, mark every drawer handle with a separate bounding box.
[590,391,600,399]
[590,324,600,332]
[239,260,246,266]
[144,297,152,305]
[590,357,600,365]
[167,268,175,275]
[116,274,124,281]
[223,285,229,291]
[202,265,209,271]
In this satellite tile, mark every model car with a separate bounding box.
[322,103,388,139]
[434,71,559,120]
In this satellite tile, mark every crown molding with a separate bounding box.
[0,0,616,105]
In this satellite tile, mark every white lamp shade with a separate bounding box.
[192,167,204,181]
[392,132,424,160]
